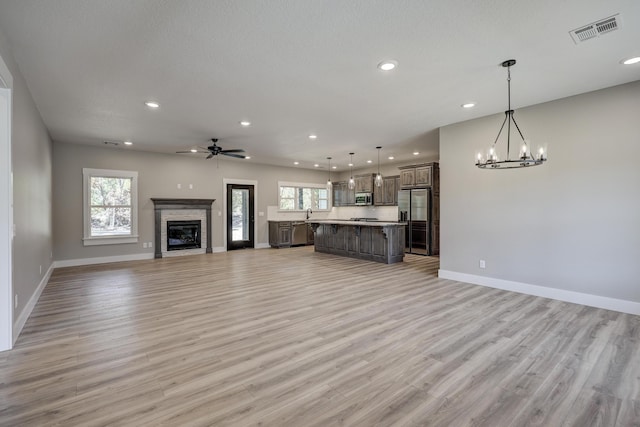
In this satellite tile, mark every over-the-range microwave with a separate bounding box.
[355,192,373,205]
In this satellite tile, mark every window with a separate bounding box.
[278,182,330,211]
[83,168,138,245]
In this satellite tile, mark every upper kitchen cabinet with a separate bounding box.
[354,174,375,193]
[374,175,399,206]
[398,163,438,189]
[332,181,355,207]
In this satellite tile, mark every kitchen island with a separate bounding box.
[308,220,406,264]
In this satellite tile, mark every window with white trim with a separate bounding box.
[278,182,330,211]
[83,168,138,245]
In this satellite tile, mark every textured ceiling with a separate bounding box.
[0,0,638,170]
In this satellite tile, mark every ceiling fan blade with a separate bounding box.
[176,150,209,154]
[220,149,245,153]
[206,153,214,159]
[222,153,247,159]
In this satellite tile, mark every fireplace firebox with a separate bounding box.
[167,220,202,251]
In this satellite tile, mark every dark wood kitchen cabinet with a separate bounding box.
[373,175,399,206]
[268,221,291,248]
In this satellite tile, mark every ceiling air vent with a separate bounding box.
[570,14,621,44]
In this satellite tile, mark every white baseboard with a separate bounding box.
[13,264,54,343]
[53,252,155,268]
[211,246,226,253]
[438,269,640,315]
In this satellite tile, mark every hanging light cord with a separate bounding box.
[492,62,527,158]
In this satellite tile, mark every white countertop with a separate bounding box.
[307,219,407,226]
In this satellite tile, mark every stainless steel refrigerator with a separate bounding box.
[398,188,431,255]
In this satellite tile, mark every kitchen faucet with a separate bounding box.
[306,208,313,219]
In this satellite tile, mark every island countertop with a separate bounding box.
[306,219,407,227]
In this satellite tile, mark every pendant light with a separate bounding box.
[326,157,332,187]
[476,59,547,169]
[374,146,383,187]
[348,153,355,190]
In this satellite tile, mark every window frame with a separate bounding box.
[82,168,139,246]
[277,181,331,212]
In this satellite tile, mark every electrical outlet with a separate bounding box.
[148,241,153,248]
[189,184,193,189]
[143,242,147,248]
[177,183,182,189]
[14,295,18,308]
[479,260,486,269]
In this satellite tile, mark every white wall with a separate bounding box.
[439,81,640,310]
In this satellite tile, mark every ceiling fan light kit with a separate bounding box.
[476,59,547,169]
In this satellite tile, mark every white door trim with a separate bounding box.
[222,178,258,250]
[0,52,14,352]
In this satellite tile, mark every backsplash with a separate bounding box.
[267,205,398,221]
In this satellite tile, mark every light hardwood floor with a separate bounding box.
[1,247,639,426]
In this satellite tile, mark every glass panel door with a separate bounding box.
[227,184,254,250]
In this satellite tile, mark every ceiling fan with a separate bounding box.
[177,138,246,159]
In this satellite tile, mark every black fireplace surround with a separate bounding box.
[167,220,201,251]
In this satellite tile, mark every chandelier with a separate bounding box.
[476,59,547,169]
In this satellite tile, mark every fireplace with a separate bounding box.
[167,220,202,251]
[151,198,215,258]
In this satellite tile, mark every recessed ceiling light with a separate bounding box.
[388,156,394,160]
[413,151,419,155]
[294,161,299,165]
[190,149,198,153]
[239,120,251,127]
[123,141,133,145]
[377,60,398,71]
[309,134,317,140]
[332,166,337,169]
[366,160,372,164]
[462,103,476,108]
[621,56,640,65]
[348,163,353,167]
[245,156,251,160]
[314,164,319,167]
[144,101,160,108]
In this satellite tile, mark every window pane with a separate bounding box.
[91,177,131,206]
[280,187,295,198]
[90,207,131,236]
[301,188,312,210]
[231,189,249,241]
[318,200,328,209]
[318,189,327,199]
[280,199,294,210]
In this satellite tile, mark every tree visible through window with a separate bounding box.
[278,183,329,211]
[90,176,132,236]
[83,168,138,245]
